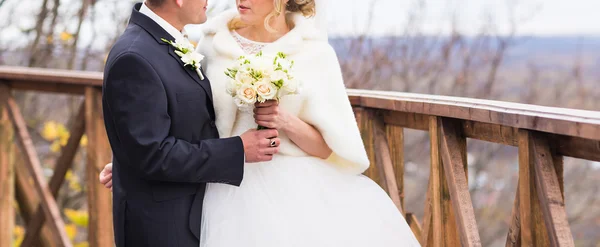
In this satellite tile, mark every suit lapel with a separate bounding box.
[167,45,213,101]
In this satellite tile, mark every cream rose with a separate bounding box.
[236,84,257,105]
[255,80,278,102]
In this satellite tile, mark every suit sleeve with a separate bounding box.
[103,52,244,185]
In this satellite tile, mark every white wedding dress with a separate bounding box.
[197,12,421,245]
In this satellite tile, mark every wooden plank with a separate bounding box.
[85,87,114,247]
[531,133,575,246]
[421,178,432,247]
[427,116,443,247]
[551,135,600,162]
[383,111,430,131]
[372,114,403,213]
[348,89,600,140]
[506,186,521,247]
[0,87,14,247]
[1,85,72,247]
[0,66,102,86]
[358,108,381,185]
[386,124,405,211]
[20,105,85,247]
[9,80,85,95]
[518,130,534,246]
[406,213,423,243]
[462,120,519,146]
[383,109,599,162]
[519,130,550,246]
[14,154,57,247]
[439,118,481,247]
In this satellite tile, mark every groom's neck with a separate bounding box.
[146,2,185,32]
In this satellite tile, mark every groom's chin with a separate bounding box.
[192,15,208,25]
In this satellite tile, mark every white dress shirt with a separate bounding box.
[139,2,188,40]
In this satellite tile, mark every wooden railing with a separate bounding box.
[349,90,600,247]
[0,66,109,247]
[0,66,599,247]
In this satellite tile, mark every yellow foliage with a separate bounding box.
[65,224,77,241]
[57,124,70,146]
[75,241,90,247]
[12,226,24,247]
[64,208,89,227]
[60,31,74,42]
[44,120,72,152]
[69,179,82,192]
[80,135,88,147]
[46,35,54,44]
[50,140,62,153]
[42,121,59,141]
[65,170,74,181]
[65,170,82,192]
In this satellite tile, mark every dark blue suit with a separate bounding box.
[102,3,245,246]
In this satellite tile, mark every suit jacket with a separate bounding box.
[102,3,245,246]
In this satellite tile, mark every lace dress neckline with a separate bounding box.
[231,30,270,55]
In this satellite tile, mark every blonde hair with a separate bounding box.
[228,0,316,32]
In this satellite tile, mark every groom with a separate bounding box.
[102,0,280,246]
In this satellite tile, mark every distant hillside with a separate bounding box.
[330,36,600,69]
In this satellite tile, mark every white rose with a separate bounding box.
[226,79,240,96]
[235,70,254,85]
[253,55,274,74]
[281,77,300,95]
[177,51,204,68]
[174,38,195,52]
[236,84,257,104]
[270,70,287,85]
[255,80,278,101]
[276,58,293,71]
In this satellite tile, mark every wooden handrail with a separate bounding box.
[348,89,600,140]
[0,66,102,86]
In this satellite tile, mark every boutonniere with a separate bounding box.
[161,37,205,80]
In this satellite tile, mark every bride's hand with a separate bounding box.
[254,100,290,130]
[99,163,113,191]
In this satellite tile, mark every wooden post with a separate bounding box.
[0,85,15,247]
[426,116,443,247]
[386,124,405,211]
[531,133,574,246]
[373,113,403,213]
[439,118,481,246]
[85,87,114,247]
[518,130,549,246]
[357,108,381,185]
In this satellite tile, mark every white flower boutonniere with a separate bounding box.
[161,37,205,80]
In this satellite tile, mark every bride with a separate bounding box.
[100,0,421,246]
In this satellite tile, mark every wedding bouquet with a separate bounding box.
[225,51,301,120]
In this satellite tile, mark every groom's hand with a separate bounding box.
[240,129,280,163]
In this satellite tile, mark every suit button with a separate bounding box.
[210,121,216,127]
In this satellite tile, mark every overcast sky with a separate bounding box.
[1,0,599,49]
[308,0,600,36]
